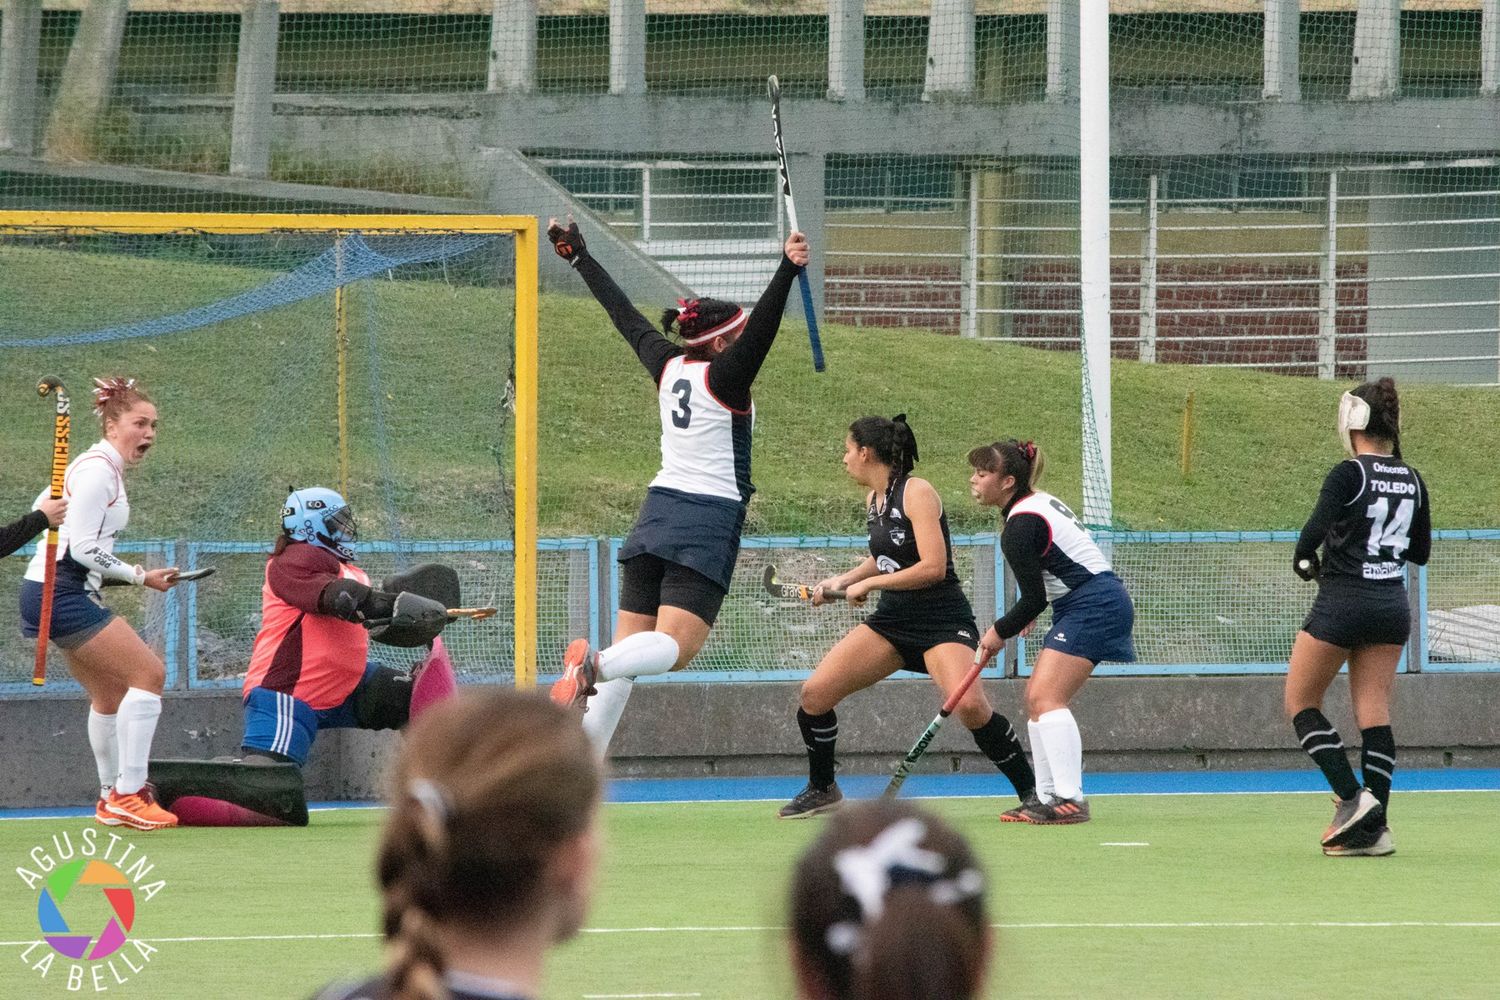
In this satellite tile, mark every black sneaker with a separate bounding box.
[777,782,843,819]
[1321,788,1382,847]
[1010,795,1090,825]
[1000,792,1046,823]
[1324,817,1395,858]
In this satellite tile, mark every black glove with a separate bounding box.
[1292,552,1320,582]
[547,219,588,266]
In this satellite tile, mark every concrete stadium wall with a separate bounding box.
[3,673,1498,808]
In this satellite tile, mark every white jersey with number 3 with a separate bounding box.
[1006,490,1112,603]
[650,356,755,503]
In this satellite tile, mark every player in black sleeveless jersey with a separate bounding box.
[545,218,809,756]
[779,415,1037,819]
[969,439,1135,825]
[1287,378,1431,858]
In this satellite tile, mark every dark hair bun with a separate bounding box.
[660,308,681,335]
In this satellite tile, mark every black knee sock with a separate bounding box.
[970,712,1036,799]
[1361,725,1396,813]
[796,708,838,788]
[1293,708,1361,801]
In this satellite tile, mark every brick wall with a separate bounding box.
[826,259,1370,378]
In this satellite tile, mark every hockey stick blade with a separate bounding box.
[172,567,216,583]
[882,646,996,798]
[762,564,845,602]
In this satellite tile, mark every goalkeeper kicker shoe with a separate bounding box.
[550,639,599,710]
[1321,788,1382,847]
[778,781,844,819]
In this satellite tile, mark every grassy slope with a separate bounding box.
[2,243,1496,539]
[1,794,1497,999]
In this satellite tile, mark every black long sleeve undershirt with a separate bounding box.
[573,253,682,383]
[0,509,48,560]
[572,251,803,402]
[705,256,802,411]
[993,513,1051,639]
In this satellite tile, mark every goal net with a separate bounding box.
[0,213,543,692]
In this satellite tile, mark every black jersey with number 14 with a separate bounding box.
[1298,454,1432,583]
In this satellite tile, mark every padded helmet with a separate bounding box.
[281,487,357,561]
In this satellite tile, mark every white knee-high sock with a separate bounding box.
[87,710,119,799]
[582,678,634,757]
[114,689,162,796]
[1027,719,1055,801]
[1035,708,1084,801]
[597,632,679,682]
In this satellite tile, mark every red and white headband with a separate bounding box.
[680,307,747,346]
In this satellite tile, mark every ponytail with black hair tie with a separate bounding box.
[891,414,919,465]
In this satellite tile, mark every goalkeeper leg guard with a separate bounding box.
[148,758,308,827]
[409,637,457,720]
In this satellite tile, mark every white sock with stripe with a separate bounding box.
[582,678,634,757]
[88,709,119,800]
[1027,719,1055,801]
[597,631,679,681]
[1035,708,1085,802]
[114,688,162,796]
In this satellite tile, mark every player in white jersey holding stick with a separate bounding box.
[19,378,184,830]
[969,439,1135,824]
[545,217,810,753]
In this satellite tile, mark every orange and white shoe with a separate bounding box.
[102,786,178,830]
[549,639,598,709]
[94,797,124,827]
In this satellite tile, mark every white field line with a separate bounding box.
[3,920,1499,948]
[582,993,703,998]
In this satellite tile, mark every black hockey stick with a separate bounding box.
[762,564,846,602]
[883,645,997,798]
[767,75,826,373]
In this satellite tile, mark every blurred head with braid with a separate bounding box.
[314,689,601,1000]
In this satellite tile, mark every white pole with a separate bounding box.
[1317,171,1339,381]
[1139,172,1158,363]
[1079,1,1112,526]
[963,168,979,339]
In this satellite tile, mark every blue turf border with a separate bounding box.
[3,769,1497,820]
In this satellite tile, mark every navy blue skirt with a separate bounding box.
[1041,571,1136,665]
[618,487,747,592]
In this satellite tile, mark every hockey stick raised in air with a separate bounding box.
[767,75,826,373]
[33,377,70,687]
[883,645,997,799]
[762,564,846,602]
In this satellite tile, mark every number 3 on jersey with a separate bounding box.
[670,378,692,428]
[1366,497,1414,558]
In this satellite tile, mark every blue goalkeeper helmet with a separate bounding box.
[282,487,358,561]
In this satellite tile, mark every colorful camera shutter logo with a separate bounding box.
[35,859,135,961]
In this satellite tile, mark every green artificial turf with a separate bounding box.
[1,793,1496,998]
